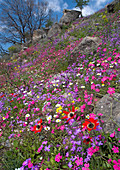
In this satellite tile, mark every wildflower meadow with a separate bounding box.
[0,7,120,170]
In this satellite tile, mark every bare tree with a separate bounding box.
[0,0,50,47]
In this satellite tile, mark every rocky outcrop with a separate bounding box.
[68,36,102,64]
[95,93,120,139]
[32,29,46,42]
[47,23,62,38]
[59,9,82,26]
[106,0,119,13]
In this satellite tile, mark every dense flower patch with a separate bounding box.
[0,7,120,170]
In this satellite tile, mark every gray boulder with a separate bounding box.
[32,29,46,42]
[47,23,62,38]
[95,93,120,139]
[69,36,102,64]
[59,9,82,26]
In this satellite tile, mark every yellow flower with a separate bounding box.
[102,84,105,87]
[3,117,6,120]
[56,106,62,113]
[72,100,75,103]
[75,107,78,110]
[20,130,22,133]
[37,95,40,98]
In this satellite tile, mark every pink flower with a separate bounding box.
[108,159,112,164]
[91,84,95,90]
[107,87,115,95]
[37,145,43,153]
[55,153,62,162]
[31,100,35,105]
[112,146,119,153]
[92,76,96,80]
[60,125,65,131]
[46,168,50,170]
[51,129,54,134]
[82,163,90,170]
[87,101,92,105]
[89,113,96,119]
[81,104,86,112]
[87,147,94,156]
[113,159,120,170]
[118,128,120,131]
[95,88,100,92]
[28,160,33,168]
[103,48,107,52]
[98,113,103,116]
[110,131,115,138]
[75,157,83,166]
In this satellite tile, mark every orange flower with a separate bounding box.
[82,118,99,131]
[31,119,43,133]
[61,106,76,123]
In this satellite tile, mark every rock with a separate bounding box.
[68,36,102,64]
[95,93,120,139]
[43,27,50,34]
[47,23,62,38]
[59,9,82,26]
[33,29,46,42]
[106,0,119,13]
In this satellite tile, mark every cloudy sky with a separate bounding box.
[47,0,114,21]
[0,0,114,51]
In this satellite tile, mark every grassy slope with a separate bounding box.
[0,6,120,170]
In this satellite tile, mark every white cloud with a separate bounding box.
[95,0,109,7]
[72,5,96,17]
[47,0,64,12]
[62,2,68,10]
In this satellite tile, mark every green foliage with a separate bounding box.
[2,149,23,170]
[74,0,90,10]
[45,19,53,28]
[8,46,18,53]
[114,2,120,12]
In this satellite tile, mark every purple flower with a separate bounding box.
[44,145,51,152]
[22,158,30,166]
[68,162,73,168]
[70,145,76,151]
[65,152,69,157]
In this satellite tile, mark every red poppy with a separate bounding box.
[61,106,76,123]
[82,118,99,131]
[83,137,92,144]
[0,94,5,98]
[31,119,43,134]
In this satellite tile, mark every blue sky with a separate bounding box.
[0,0,114,52]
[47,0,114,21]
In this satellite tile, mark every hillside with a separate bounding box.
[0,5,120,170]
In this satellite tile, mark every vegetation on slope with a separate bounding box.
[0,6,120,170]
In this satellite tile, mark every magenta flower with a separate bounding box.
[107,87,115,95]
[28,159,33,168]
[75,157,83,166]
[113,159,120,170]
[108,159,112,164]
[82,163,90,170]
[112,146,119,153]
[55,153,62,162]
[110,131,115,138]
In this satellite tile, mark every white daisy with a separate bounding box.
[46,115,52,121]
[25,114,30,118]
[56,119,61,123]
[44,126,50,131]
